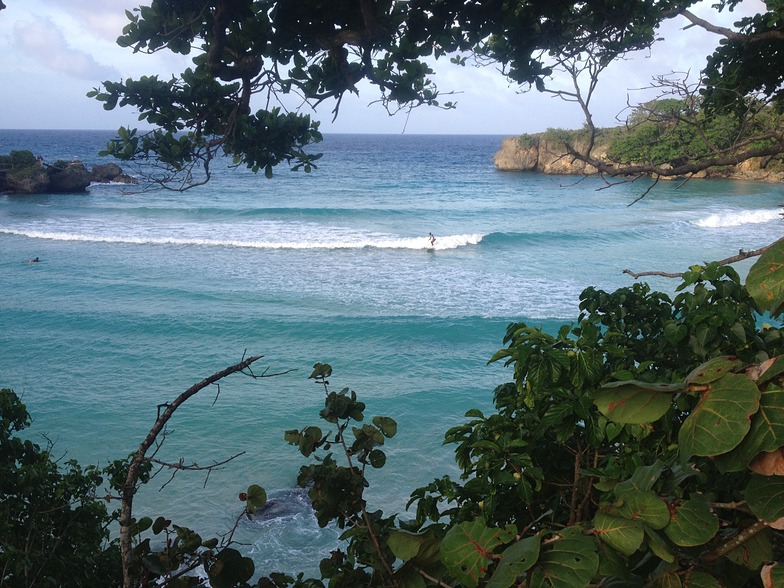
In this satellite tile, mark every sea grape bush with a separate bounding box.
[254,241,784,587]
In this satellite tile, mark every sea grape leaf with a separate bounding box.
[714,386,784,472]
[373,415,397,438]
[529,527,599,588]
[613,490,671,530]
[245,484,267,512]
[747,356,784,384]
[685,356,740,384]
[207,548,255,588]
[747,238,784,315]
[388,530,422,562]
[664,495,719,547]
[593,381,682,424]
[657,571,683,588]
[761,562,784,588]
[487,536,541,588]
[747,475,784,529]
[726,526,773,569]
[388,528,441,563]
[440,517,516,588]
[678,374,760,461]
[683,570,722,588]
[614,461,666,495]
[594,512,644,556]
[645,527,675,563]
[750,448,784,476]
[595,538,629,579]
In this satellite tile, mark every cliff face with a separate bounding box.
[493,136,784,183]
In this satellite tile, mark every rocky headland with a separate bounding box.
[0,153,137,195]
[493,135,784,183]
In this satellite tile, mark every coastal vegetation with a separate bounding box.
[3,0,784,586]
[498,100,784,179]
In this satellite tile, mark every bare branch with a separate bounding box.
[622,245,772,279]
[120,354,266,588]
[681,10,784,43]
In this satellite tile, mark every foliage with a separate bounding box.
[0,389,121,587]
[607,98,784,168]
[89,0,784,187]
[0,150,37,169]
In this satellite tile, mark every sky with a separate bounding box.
[0,0,766,135]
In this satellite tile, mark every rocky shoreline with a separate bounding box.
[0,159,137,195]
[493,136,784,183]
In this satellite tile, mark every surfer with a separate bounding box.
[28,257,40,263]
[428,233,436,247]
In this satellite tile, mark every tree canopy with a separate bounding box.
[89,0,784,188]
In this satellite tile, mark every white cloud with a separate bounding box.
[14,17,120,81]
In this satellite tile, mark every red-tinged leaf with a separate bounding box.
[440,518,516,588]
[678,374,760,461]
[747,238,784,314]
[686,356,740,384]
[593,381,682,424]
[664,495,718,547]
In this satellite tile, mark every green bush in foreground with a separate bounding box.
[5,240,784,587]
[0,390,121,587]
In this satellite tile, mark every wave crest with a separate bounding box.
[692,209,780,228]
[0,228,484,251]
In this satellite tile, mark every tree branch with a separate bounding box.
[681,10,784,43]
[622,245,772,279]
[120,354,266,588]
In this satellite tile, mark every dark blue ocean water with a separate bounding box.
[1,129,783,575]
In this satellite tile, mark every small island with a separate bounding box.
[0,150,137,194]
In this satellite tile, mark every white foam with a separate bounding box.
[692,209,781,228]
[0,227,484,251]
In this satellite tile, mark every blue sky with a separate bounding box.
[0,0,764,134]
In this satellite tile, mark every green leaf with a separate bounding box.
[368,448,386,468]
[747,474,784,528]
[747,237,784,314]
[725,526,773,569]
[207,548,255,588]
[529,527,599,588]
[685,356,740,384]
[152,516,169,534]
[487,536,541,588]
[614,461,666,494]
[593,381,681,424]
[388,529,428,562]
[388,528,441,565]
[246,484,267,511]
[683,570,722,588]
[664,495,719,547]
[613,490,671,530]
[440,518,516,588]
[594,512,644,556]
[714,386,784,472]
[678,374,761,460]
[645,527,675,563]
[373,415,397,438]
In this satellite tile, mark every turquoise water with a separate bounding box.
[1,130,783,575]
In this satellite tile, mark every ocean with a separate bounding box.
[1,129,782,576]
